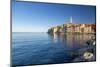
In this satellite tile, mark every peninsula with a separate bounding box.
[48,17,96,34]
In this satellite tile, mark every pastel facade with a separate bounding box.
[48,23,96,34]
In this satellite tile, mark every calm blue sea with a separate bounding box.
[12,32,93,66]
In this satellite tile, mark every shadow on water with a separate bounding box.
[48,33,94,48]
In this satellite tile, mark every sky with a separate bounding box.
[12,0,96,32]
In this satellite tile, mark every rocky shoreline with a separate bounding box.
[72,35,96,62]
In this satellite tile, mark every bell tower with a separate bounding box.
[70,16,72,23]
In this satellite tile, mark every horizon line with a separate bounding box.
[12,31,45,33]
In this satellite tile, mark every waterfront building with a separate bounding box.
[48,17,96,34]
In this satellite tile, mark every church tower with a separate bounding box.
[70,16,72,23]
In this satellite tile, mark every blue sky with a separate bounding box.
[12,1,96,32]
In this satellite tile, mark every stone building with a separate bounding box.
[48,17,96,34]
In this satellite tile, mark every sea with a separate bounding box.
[12,32,94,66]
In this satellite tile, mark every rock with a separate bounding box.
[83,52,94,60]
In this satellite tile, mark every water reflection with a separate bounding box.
[48,33,95,48]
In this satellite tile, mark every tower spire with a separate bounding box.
[70,16,72,23]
